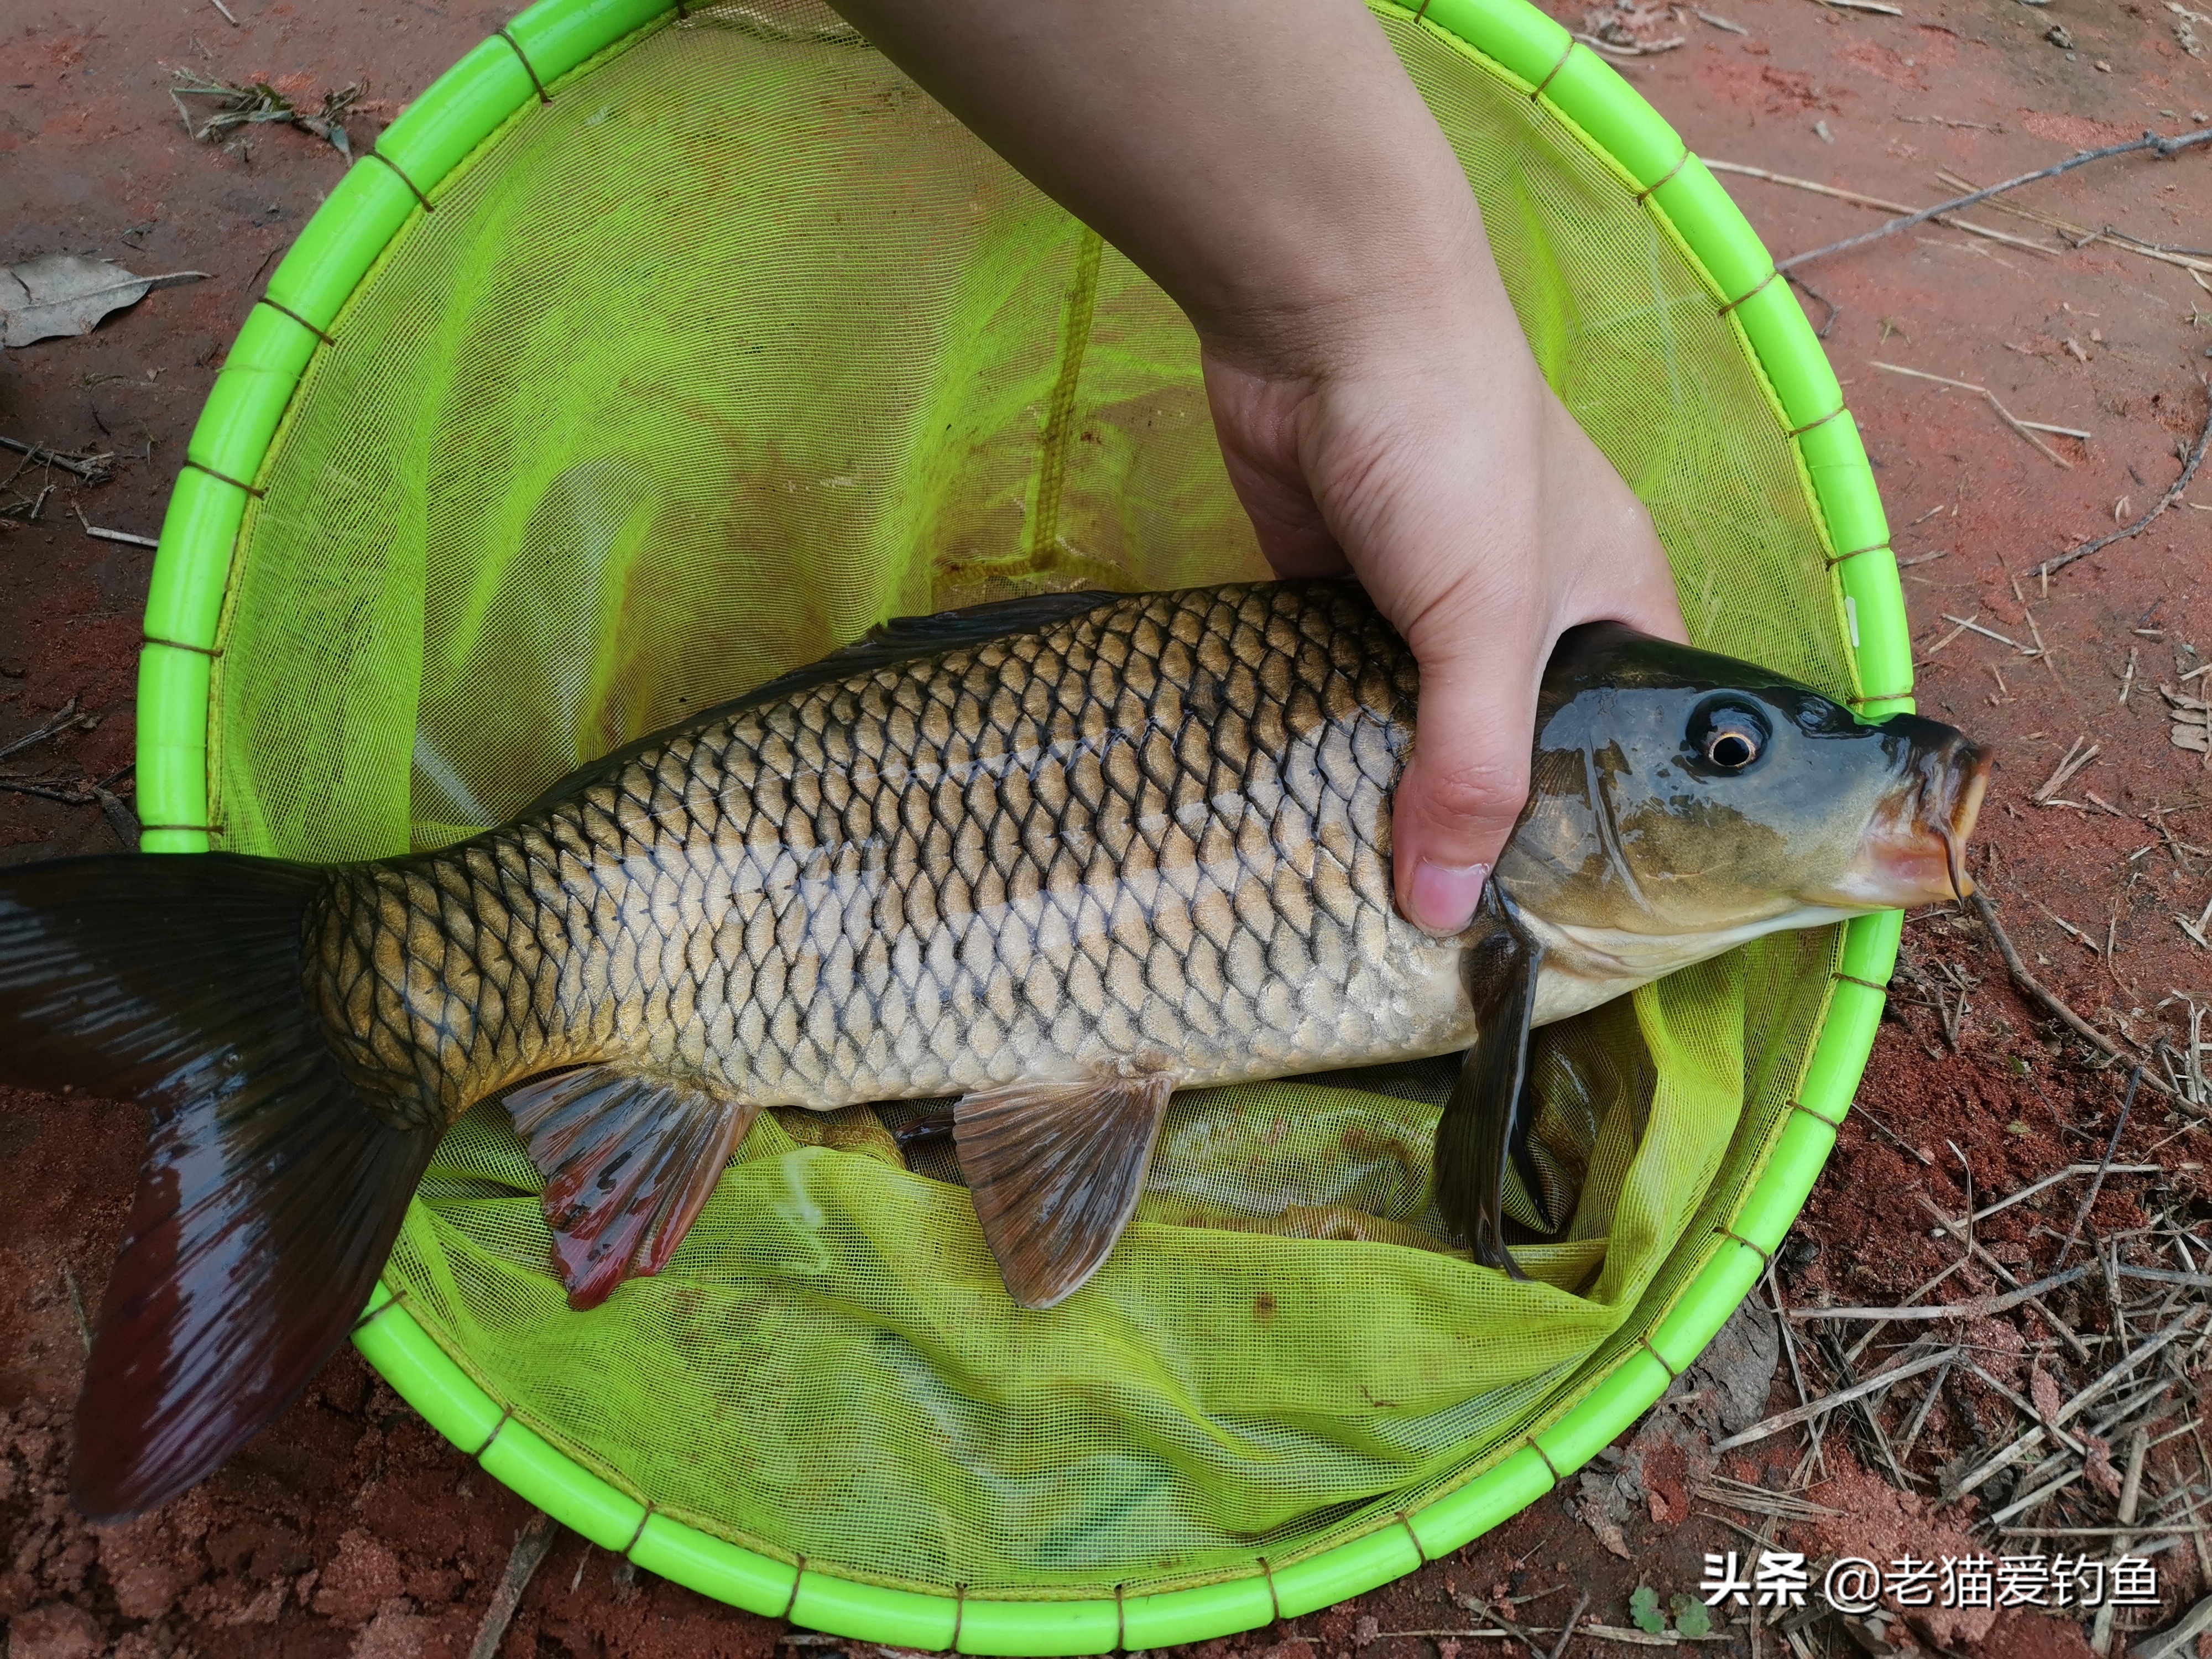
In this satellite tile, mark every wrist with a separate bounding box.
[1189,211,1536,395]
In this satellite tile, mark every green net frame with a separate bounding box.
[134,0,1914,1648]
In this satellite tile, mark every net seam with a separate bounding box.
[1026,229,1104,568]
[1825,539,1889,569]
[1786,405,1847,440]
[1114,1583,1127,1652]
[144,633,221,658]
[1258,1556,1283,1623]
[182,458,265,498]
[952,1582,967,1653]
[782,1555,805,1621]
[1635,1333,1681,1381]
[1717,1225,1775,1266]
[496,27,553,104]
[362,147,435,212]
[1830,972,1887,995]
[471,1405,514,1459]
[1790,1095,1848,1129]
[1526,1439,1563,1486]
[255,295,335,345]
[621,1502,654,1558]
[1848,685,1912,705]
[1633,150,1689,204]
[351,1292,403,1334]
[1530,41,1573,100]
[1715,268,1778,317]
[1396,1509,1429,1563]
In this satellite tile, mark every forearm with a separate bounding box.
[819,0,1514,365]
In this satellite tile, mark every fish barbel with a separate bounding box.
[0,580,1986,1518]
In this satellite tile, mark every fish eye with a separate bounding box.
[1688,698,1770,774]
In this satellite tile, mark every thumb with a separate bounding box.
[1391,623,1546,937]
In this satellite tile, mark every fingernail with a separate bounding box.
[1409,859,1489,936]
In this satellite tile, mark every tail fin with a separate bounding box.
[0,854,440,1520]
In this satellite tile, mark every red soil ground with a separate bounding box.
[2,0,2208,1654]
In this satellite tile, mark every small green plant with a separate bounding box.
[1671,1595,1714,1639]
[1630,1587,1664,1635]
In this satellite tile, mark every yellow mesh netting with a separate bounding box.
[207,0,1851,1597]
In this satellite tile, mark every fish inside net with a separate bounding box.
[207,0,1857,1597]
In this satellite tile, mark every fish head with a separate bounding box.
[1497,624,1989,948]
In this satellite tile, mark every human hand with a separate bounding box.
[817,0,1688,936]
[1199,256,1686,937]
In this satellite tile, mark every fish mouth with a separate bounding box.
[1851,731,1991,908]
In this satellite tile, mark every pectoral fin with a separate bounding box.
[954,1072,1177,1310]
[505,1065,760,1311]
[1434,888,1546,1280]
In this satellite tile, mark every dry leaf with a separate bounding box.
[1,256,206,349]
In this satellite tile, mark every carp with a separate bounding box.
[0,580,1985,1517]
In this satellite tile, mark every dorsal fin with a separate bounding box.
[519,588,1130,816]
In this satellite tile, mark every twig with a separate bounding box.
[2134,1591,2212,1659]
[1480,1598,1559,1659]
[1934,168,2212,280]
[2034,736,2098,801]
[1916,614,1976,661]
[1788,1264,2089,1322]
[1583,1625,1731,1646]
[0,436,113,483]
[1692,1477,1843,1521]
[1712,1346,1956,1452]
[1573,30,1687,54]
[1870,361,2076,468]
[1692,8,1749,30]
[1707,160,2055,255]
[1549,1592,1593,1659]
[1989,1467,2083,1527]
[1970,1164,2165,1225]
[2043,397,2212,580]
[0,697,81,765]
[1970,890,2176,1093]
[1897,1356,1953,1463]
[1780,127,2212,270]
[0,778,97,806]
[2118,1265,2212,1288]
[1945,612,2029,652]
[71,504,159,550]
[1917,1201,2094,1362]
[468,1510,562,1659]
[2095,1430,2153,1655]
[2057,1067,2143,1269]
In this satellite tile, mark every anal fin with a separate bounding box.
[953,1071,1177,1310]
[504,1065,759,1310]
[1434,886,1546,1280]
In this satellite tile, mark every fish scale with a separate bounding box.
[305,582,1454,1130]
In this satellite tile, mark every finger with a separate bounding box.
[1389,624,1544,937]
